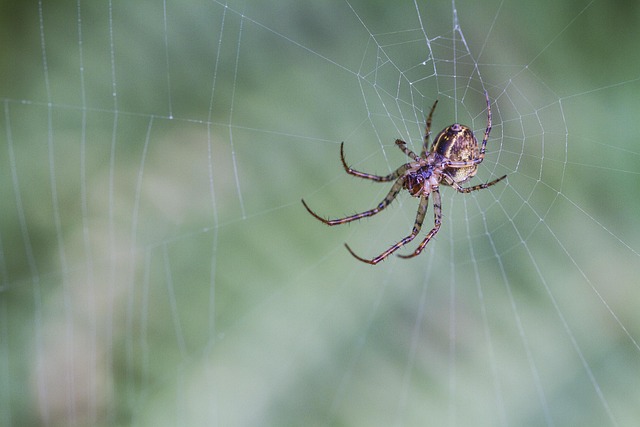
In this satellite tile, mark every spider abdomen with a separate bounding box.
[432,123,479,184]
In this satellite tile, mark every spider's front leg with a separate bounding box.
[397,187,442,259]
[301,174,407,226]
[345,193,429,265]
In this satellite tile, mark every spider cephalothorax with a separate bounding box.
[302,92,507,265]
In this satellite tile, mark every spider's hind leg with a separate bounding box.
[448,174,507,193]
[422,99,439,157]
[395,139,420,161]
[340,142,410,182]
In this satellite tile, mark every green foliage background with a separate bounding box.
[1,0,639,426]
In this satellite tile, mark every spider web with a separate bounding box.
[1,0,640,426]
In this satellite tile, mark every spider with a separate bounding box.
[301,92,507,265]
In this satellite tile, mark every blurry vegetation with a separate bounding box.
[1,0,639,426]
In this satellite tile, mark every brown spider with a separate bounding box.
[302,92,507,265]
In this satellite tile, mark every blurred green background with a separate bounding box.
[1,0,639,426]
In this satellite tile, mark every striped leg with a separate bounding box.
[397,187,442,259]
[301,175,406,226]
[345,193,429,265]
[446,174,507,193]
[340,142,410,182]
[421,99,439,157]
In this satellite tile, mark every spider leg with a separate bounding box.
[345,193,429,265]
[395,139,420,161]
[421,99,439,157]
[301,175,406,226]
[340,142,410,182]
[478,90,492,160]
[446,174,507,193]
[397,187,442,259]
